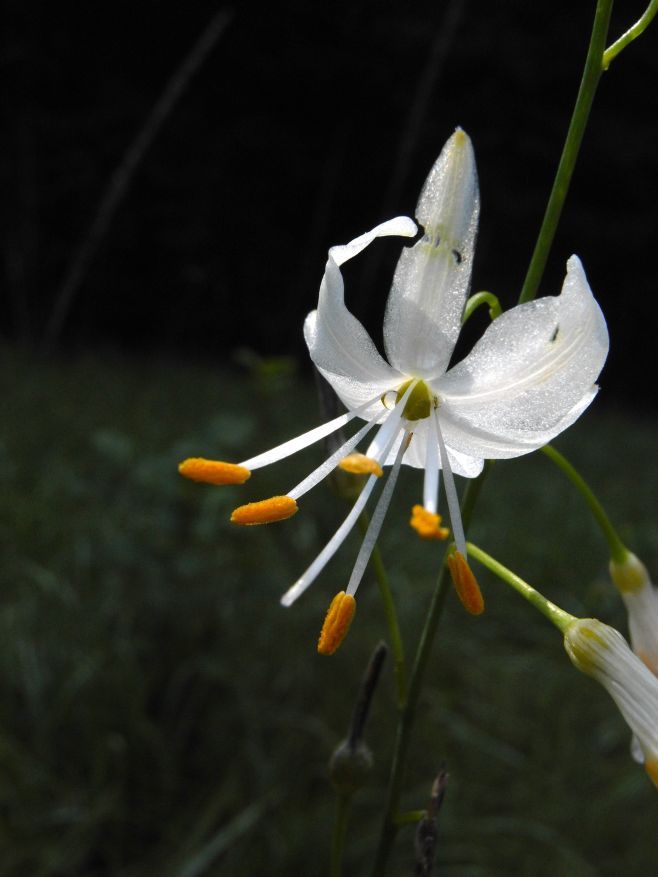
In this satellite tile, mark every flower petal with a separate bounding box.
[384,129,480,380]
[304,218,415,413]
[436,256,608,459]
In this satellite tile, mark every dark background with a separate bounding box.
[2,5,658,873]
[3,0,656,406]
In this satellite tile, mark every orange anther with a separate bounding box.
[447,551,484,615]
[338,453,383,477]
[645,757,658,789]
[317,591,356,655]
[410,505,450,540]
[230,495,298,525]
[178,458,251,485]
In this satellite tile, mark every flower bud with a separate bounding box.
[328,740,373,795]
[609,552,658,676]
[564,618,658,786]
[610,552,649,594]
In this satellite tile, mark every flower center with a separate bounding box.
[395,379,435,421]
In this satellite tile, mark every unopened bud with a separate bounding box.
[328,739,373,795]
[327,642,387,795]
[414,766,448,876]
[609,552,649,594]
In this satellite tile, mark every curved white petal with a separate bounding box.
[304,218,415,413]
[384,129,480,380]
[436,256,608,459]
[329,216,418,267]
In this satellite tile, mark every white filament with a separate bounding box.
[346,432,411,597]
[288,418,378,501]
[240,393,382,470]
[422,418,440,514]
[280,400,409,607]
[365,381,416,459]
[433,409,466,555]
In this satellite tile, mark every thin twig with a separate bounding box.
[43,7,233,351]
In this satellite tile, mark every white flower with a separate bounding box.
[610,553,658,677]
[564,618,658,787]
[180,128,609,613]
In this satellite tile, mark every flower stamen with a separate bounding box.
[433,409,467,555]
[231,495,298,525]
[410,505,450,540]
[645,757,658,788]
[317,591,356,655]
[339,453,383,477]
[345,431,412,597]
[280,385,416,607]
[179,458,251,485]
[288,419,378,501]
[240,393,383,471]
[447,550,484,615]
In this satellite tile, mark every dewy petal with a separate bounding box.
[436,256,608,459]
[384,129,480,380]
[304,218,415,414]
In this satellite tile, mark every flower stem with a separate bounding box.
[541,444,628,563]
[330,793,352,877]
[359,513,407,707]
[466,542,576,633]
[603,0,658,69]
[370,466,491,876]
[517,0,613,304]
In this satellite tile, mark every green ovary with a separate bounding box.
[396,379,433,421]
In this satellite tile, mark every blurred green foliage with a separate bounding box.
[0,347,656,876]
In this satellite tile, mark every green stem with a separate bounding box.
[359,513,407,707]
[462,291,502,325]
[603,0,658,69]
[395,809,426,827]
[518,0,613,304]
[541,444,627,563]
[370,467,491,876]
[330,793,352,877]
[466,542,575,634]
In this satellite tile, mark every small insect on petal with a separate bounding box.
[231,495,298,525]
[447,551,484,615]
[338,453,383,477]
[179,458,251,485]
[410,505,450,540]
[318,591,357,655]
